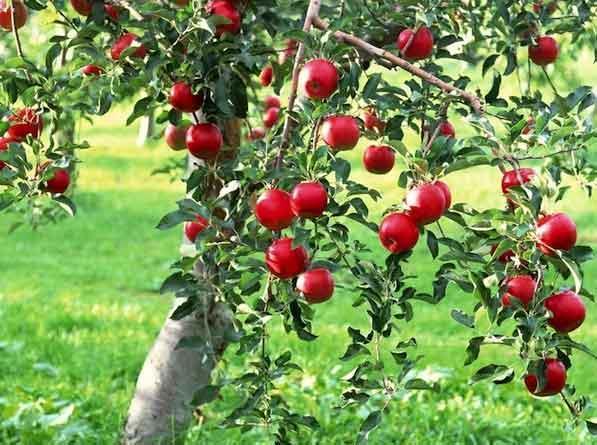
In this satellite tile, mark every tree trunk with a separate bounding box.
[122,118,242,444]
[121,296,233,445]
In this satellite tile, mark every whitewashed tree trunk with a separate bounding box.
[136,109,155,147]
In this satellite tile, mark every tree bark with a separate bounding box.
[121,296,233,445]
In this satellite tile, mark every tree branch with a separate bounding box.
[10,0,25,61]
[312,17,484,114]
[515,148,581,161]
[275,0,322,170]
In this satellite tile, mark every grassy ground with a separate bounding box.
[1,46,597,443]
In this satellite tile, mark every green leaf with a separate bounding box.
[586,421,597,435]
[451,309,475,328]
[192,385,220,405]
[356,410,382,445]
[340,343,370,361]
[404,378,438,391]
[426,230,438,259]
[469,364,510,384]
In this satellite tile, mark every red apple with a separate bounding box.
[279,39,297,65]
[533,1,557,14]
[363,145,395,174]
[70,0,92,15]
[0,0,27,30]
[259,66,273,87]
[169,82,203,113]
[297,268,334,303]
[379,212,420,254]
[264,95,281,110]
[185,215,209,242]
[265,237,309,279]
[298,59,339,100]
[7,108,43,141]
[186,123,223,159]
[290,181,328,218]
[45,169,70,194]
[405,183,446,225]
[321,115,360,151]
[501,275,536,307]
[111,33,147,61]
[81,64,104,76]
[255,189,295,230]
[524,358,566,397]
[529,36,559,66]
[207,0,241,36]
[544,290,586,333]
[248,127,266,141]
[491,244,516,264]
[434,180,452,211]
[438,121,455,138]
[536,212,576,255]
[501,168,535,194]
[0,136,17,170]
[165,123,189,151]
[263,107,280,129]
[363,108,385,132]
[104,4,119,21]
[396,26,434,60]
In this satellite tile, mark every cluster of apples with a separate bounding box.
[379,181,451,254]
[498,167,585,397]
[246,62,281,141]
[255,183,334,304]
[0,109,70,194]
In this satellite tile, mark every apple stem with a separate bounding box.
[560,392,579,417]
[312,17,484,114]
[10,0,25,61]
[50,1,78,31]
[541,66,560,98]
[275,0,322,170]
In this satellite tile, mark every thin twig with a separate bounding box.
[50,0,78,31]
[275,0,322,170]
[312,17,484,114]
[10,0,25,60]
[515,148,580,161]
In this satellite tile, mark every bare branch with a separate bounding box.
[275,0,322,170]
[312,17,484,114]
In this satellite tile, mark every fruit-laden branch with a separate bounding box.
[312,17,484,114]
[275,0,322,169]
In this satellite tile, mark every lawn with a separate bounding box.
[1,52,597,444]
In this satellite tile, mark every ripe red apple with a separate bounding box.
[169,82,203,113]
[248,127,266,141]
[533,1,557,14]
[524,358,566,397]
[536,212,577,255]
[7,108,43,141]
[255,189,295,230]
[544,290,586,333]
[263,107,280,129]
[434,180,452,211]
[0,0,27,30]
[501,168,535,194]
[363,145,395,174]
[45,169,70,194]
[185,215,209,242]
[165,123,189,151]
[0,136,17,170]
[186,123,223,159]
[111,33,147,61]
[207,0,241,36]
[297,268,334,303]
[81,64,104,76]
[264,95,281,110]
[279,39,297,65]
[379,212,420,254]
[290,181,328,218]
[501,275,536,307]
[363,108,385,132]
[259,66,273,87]
[405,183,446,225]
[321,115,360,151]
[438,121,455,138]
[529,36,559,66]
[396,26,434,60]
[265,237,309,279]
[70,0,92,15]
[104,4,119,21]
[491,244,516,264]
[298,59,339,100]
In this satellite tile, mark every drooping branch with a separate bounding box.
[312,17,484,114]
[275,0,322,169]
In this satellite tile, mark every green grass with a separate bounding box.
[0,109,595,445]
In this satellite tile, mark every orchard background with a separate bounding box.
[0,1,596,444]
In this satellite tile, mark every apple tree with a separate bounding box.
[0,0,596,444]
